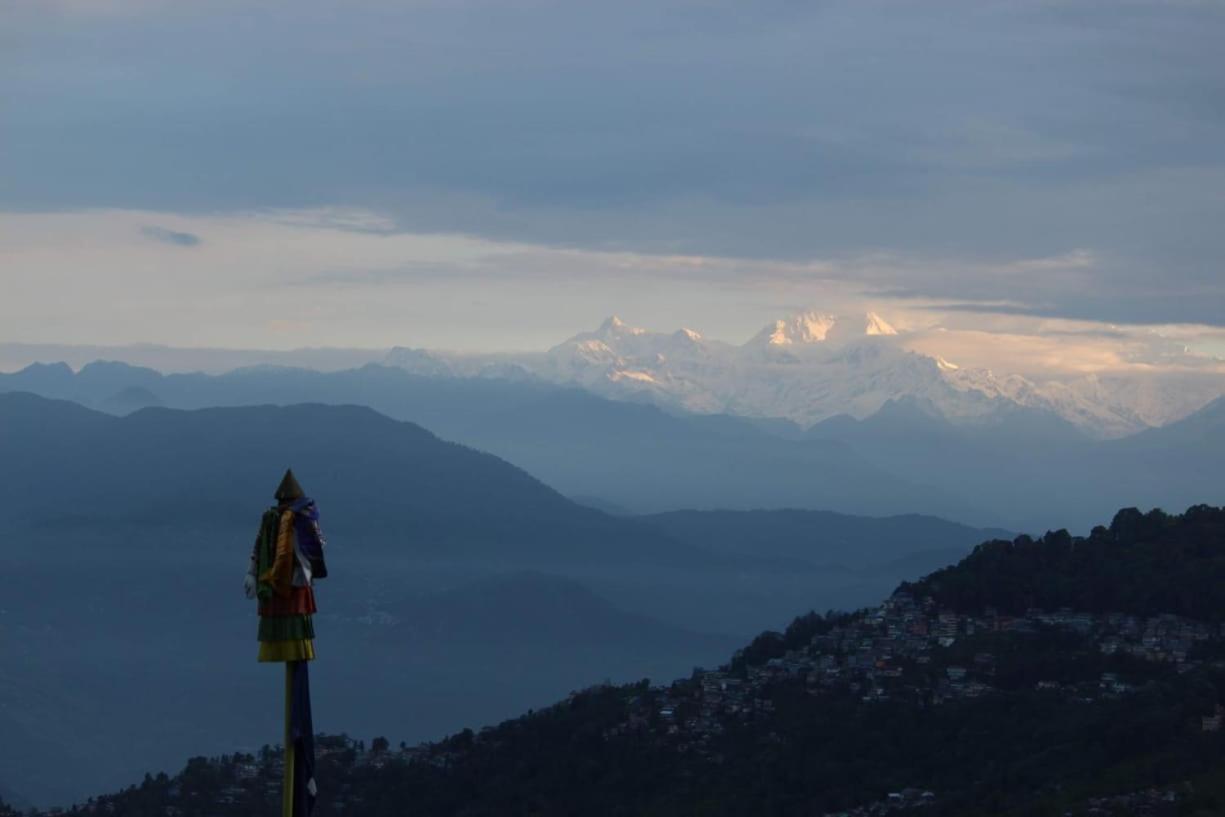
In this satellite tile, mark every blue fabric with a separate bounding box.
[291,661,317,817]
[289,497,328,578]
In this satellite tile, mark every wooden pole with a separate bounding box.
[282,661,295,817]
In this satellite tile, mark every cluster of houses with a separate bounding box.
[61,590,1218,817]
[820,788,936,816]
[592,593,1221,816]
[1067,785,1184,816]
[602,590,1224,752]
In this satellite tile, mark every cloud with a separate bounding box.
[1,0,1222,328]
[3,206,1225,391]
[1,1,1223,346]
[140,225,200,246]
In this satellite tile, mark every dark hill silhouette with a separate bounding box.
[0,362,977,522]
[0,392,697,566]
[906,503,1225,621]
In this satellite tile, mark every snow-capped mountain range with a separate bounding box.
[385,312,1225,438]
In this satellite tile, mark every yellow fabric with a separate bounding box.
[260,510,296,598]
[259,639,316,663]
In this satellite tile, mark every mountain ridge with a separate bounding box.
[7,312,1221,437]
[5,362,1225,532]
[0,391,710,567]
[379,311,1224,437]
[0,368,983,523]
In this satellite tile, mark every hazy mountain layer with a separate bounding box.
[0,363,976,521]
[4,361,1223,532]
[0,394,1007,807]
[639,509,1013,569]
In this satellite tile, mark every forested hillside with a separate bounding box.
[907,505,1225,621]
[25,503,1225,817]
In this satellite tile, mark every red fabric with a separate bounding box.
[259,585,317,617]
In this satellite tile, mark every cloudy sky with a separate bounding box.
[2,0,1224,373]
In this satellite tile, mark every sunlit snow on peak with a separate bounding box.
[384,310,1225,438]
[750,311,899,347]
[598,316,646,337]
[936,356,960,371]
[752,312,839,346]
[864,312,899,337]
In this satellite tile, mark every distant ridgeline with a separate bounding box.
[18,504,1225,817]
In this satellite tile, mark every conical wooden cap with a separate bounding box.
[275,468,305,501]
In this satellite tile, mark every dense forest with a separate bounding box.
[10,503,1225,816]
[905,505,1225,621]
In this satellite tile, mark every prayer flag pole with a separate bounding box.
[247,468,329,817]
[283,662,296,817]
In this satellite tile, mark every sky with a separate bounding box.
[2,0,1224,374]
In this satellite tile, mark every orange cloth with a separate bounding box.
[254,507,320,663]
[259,510,296,598]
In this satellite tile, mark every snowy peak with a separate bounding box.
[747,311,898,347]
[383,346,455,376]
[823,312,900,344]
[675,328,703,343]
[596,315,645,338]
[750,311,839,346]
[384,311,1221,437]
[553,317,707,360]
[863,312,899,337]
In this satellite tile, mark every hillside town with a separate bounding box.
[614,591,1222,748]
[34,588,1225,817]
[589,590,1223,814]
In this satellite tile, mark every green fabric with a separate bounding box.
[258,615,315,642]
[255,508,279,600]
